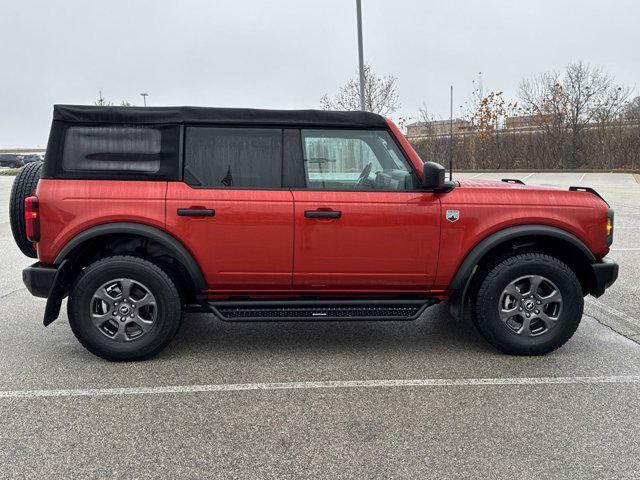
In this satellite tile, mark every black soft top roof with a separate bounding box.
[53,105,388,128]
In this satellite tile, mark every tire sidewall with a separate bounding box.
[69,258,181,360]
[477,256,583,353]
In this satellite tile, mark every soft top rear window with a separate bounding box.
[46,122,180,180]
[62,126,162,173]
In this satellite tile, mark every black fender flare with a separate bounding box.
[41,222,207,326]
[54,222,207,290]
[448,224,595,319]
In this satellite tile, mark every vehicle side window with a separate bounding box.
[300,129,418,191]
[63,125,163,173]
[184,127,283,188]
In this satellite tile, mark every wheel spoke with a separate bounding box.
[540,290,562,306]
[500,307,519,322]
[133,294,156,310]
[91,312,110,327]
[93,288,114,304]
[528,275,543,296]
[503,283,522,301]
[131,315,153,334]
[538,312,557,329]
[112,322,129,342]
[120,279,134,299]
[519,316,532,336]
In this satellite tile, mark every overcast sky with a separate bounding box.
[1,0,638,147]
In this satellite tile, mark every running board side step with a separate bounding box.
[208,298,439,322]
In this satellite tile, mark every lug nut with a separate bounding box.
[526,313,531,318]
[535,310,540,314]
[123,298,127,303]
[519,307,523,311]
[530,295,534,298]
[114,302,118,306]
[130,314,134,318]
[120,316,126,322]
[537,300,541,305]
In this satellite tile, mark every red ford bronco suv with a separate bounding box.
[11,105,618,361]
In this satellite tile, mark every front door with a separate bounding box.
[292,128,440,292]
[166,126,294,293]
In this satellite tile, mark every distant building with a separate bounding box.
[406,119,473,138]
[505,114,556,130]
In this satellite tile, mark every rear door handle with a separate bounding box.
[304,210,341,219]
[177,208,215,217]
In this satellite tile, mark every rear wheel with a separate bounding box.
[472,252,583,355]
[68,256,182,361]
[9,161,42,258]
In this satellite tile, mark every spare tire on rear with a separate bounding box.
[10,161,43,258]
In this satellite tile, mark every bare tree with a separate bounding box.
[519,61,630,167]
[320,64,400,115]
[94,90,134,107]
[94,89,112,106]
[624,96,640,120]
[416,102,435,123]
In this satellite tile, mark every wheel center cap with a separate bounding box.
[119,305,131,315]
[524,300,535,311]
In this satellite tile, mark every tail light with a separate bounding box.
[25,195,40,243]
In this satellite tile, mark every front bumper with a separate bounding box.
[23,262,58,298]
[590,258,618,297]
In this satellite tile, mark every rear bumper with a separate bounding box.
[590,258,618,297]
[23,262,58,298]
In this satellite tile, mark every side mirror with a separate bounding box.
[422,162,446,190]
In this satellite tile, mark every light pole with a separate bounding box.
[356,0,366,111]
[140,93,149,107]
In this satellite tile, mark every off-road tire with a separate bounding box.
[471,252,583,355]
[9,161,43,258]
[68,256,182,361]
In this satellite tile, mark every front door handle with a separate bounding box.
[177,208,215,217]
[304,210,341,219]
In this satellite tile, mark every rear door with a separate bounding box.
[166,126,294,293]
[291,129,441,292]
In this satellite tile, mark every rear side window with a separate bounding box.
[63,126,161,173]
[184,127,282,188]
[56,123,180,180]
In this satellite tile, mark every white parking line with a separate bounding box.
[579,172,587,183]
[521,173,535,181]
[469,173,484,179]
[610,248,640,251]
[1,376,639,399]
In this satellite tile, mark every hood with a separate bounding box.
[458,179,557,191]
[454,178,607,209]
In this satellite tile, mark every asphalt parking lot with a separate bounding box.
[0,172,639,479]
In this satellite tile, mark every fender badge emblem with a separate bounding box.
[446,210,460,222]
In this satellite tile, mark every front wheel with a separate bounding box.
[472,252,583,355]
[68,256,182,361]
